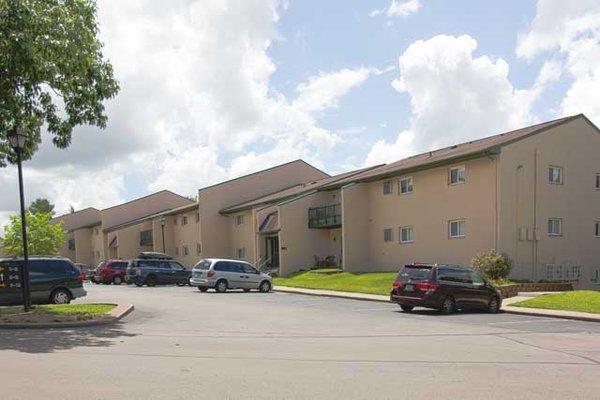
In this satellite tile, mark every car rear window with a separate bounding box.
[193,260,212,270]
[396,266,432,282]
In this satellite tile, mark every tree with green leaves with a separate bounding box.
[0,212,67,256]
[28,197,55,215]
[0,0,119,167]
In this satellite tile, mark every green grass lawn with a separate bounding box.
[0,303,115,316]
[274,271,397,296]
[510,291,600,314]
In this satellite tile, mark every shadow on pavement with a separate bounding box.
[0,322,137,354]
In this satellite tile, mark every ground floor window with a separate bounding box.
[196,243,202,255]
[183,245,189,256]
[547,218,563,236]
[448,219,465,238]
[592,268,600,284]
[399,226,413,243]
[383,228,393,242]
[237,247,246,259]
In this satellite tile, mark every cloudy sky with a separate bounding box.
[1,0,599,227]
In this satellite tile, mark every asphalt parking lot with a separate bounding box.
[1,284,599,400]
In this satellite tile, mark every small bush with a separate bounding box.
[472,250,512,281]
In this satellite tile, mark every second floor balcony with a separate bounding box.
[308,203,342,229]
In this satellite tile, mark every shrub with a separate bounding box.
[471,250,512,281]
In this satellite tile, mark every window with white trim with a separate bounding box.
[548,166,563,184]
[399,177,413,194]
[237,247,246,259]
[449,166,466,185]
[382,180,393,195]
[448,219,466,238]
[400,226,413,243]
[383,228,393,242]
[592,268,600,284]
[182,216,188,225]
[548,218,563,236]
[235,215,244,226]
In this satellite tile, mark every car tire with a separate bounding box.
[488,296,501,313]
[440,297,455,315]
[50,288,71,304]
[113,276,122,285]
[134,282,144,287]
[145,275,157,287]
[400,304,414,312]
[215,279,227,293]
[258,280,271,293]
[243,288,251,292]
[198,287,208,292]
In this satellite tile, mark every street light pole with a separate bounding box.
[8,126,31,312]
[160,217,166,253]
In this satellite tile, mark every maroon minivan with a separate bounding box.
[94,260,128,285]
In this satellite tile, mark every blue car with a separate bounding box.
[125,257,191,287]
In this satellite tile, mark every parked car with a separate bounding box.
[125,258,191,287]
[75,263,94,281]
[390,263,502,314]
[0,257,86,305]
[94,260,128,285]
[190,258,272,293]
[138,251,172,260]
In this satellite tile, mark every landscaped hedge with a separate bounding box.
[497,282,574,298]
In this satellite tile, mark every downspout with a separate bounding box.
[533,148,539,281]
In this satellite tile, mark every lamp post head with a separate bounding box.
[159,216,166,226]
[7,126,27,151]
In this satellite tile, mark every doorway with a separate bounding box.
[265,235,280,272]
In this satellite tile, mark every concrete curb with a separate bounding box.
[274,286,390,303]
[275,286,599,323]
[501,305,600,323]
[0,303,134,330]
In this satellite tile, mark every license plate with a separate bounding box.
[404,284,414,292]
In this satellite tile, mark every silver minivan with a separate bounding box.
[190,258,272,293]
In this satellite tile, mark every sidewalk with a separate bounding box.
[274,286,599,322]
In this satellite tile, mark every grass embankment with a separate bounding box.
[0,303,116,324]
[510,291,600,314]
[274,270,396,296]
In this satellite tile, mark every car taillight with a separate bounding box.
[392,280,403,288]
[77,273,85,283]
[416,282,438,291]
[207,270,215,278]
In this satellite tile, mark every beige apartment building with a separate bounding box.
[220,114,600,288]
[53,115,600,288]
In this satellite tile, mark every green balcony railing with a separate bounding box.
[308,203,342,229]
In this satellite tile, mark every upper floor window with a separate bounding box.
[548,218,563,236]
[68,239,75,251]
[235,215,244,225]
[595,173,600,189]
[400,226,413,243]
[140,229,153,246]
[382,180,393,195]
[548,166,563,185]
[595,221,600,238]
[383,228,393,242]
[182,216,188,225]
[449,166,466,185]
[448,219,465,238]
[196,212,200,223]
[399,177,413,194]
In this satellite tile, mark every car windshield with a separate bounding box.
[396,266,432,282]
[193,259,212,270]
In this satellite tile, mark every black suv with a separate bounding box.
[0,257,87,305]
[390,264,502,314]
[125,257,191,287]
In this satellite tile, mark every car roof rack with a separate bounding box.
[137,251,173,260]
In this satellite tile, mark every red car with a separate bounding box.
[94,260,128,285]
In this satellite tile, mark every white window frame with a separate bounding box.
[448,219,466,239]
[547,218,563,237]
[592,268,600,284]
[398,177,414,195]
[382,180,393,195]
[399,226,414,244]
[548,166,563,185]
[449,166,466,185]
[235,215,244,226]
[383,228,393,242]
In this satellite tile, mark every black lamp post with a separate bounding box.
[7,126,31,312]
[159,216,166,253]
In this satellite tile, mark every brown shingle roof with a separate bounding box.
[220,165,383,214]
[323,114,586,187]
[51,207,102,231]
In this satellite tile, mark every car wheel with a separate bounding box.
[215,279,227,293]
[176,280,186,287]
[258,280,271,293]
[243,288,251,292]
[50,288,71,304]
[440,297,455,315]
[198,287,208,292]
[400,304,414,312]
[134,282,144,287]
[488,296,501,313]
[113,276,122,285]
[145,275,157,287]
